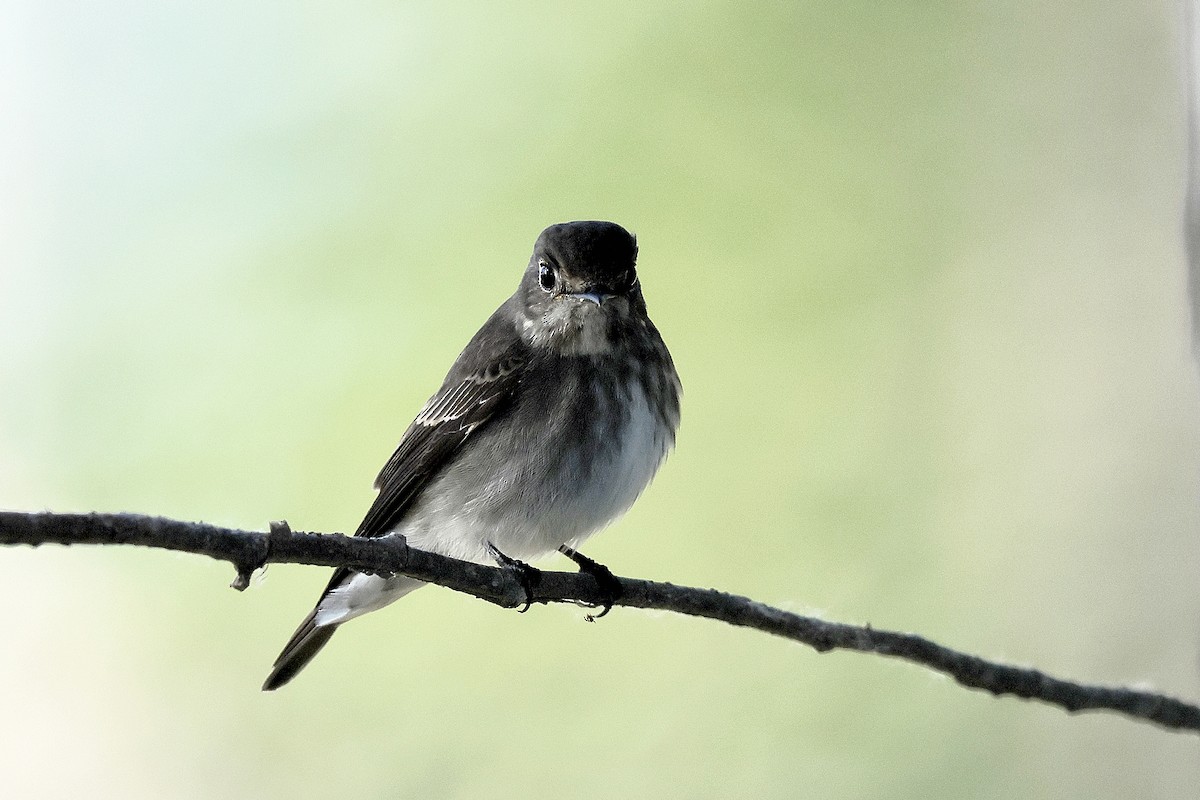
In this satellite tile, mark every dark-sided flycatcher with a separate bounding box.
[264,221,681,690]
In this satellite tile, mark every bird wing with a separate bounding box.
[264,305,530,690]
[354,335,527,540]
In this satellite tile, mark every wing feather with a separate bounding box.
[354,351,525,539]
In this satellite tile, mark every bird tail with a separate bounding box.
[263,568,426,690]
[262,608,339,691]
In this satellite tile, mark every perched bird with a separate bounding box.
[263,220,681,690]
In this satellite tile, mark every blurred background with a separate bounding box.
[2,1,1198,797]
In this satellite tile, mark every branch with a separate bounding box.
[2,510,1196,735]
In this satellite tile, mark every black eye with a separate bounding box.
[538,263,556,292]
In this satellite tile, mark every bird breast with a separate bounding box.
[394,359,675,562]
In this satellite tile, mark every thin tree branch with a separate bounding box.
[1,510,1196,735]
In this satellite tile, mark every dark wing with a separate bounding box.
[263,352,522,690]
[265,350,522,691]
[264,308,528,690]
[354,315,527,539]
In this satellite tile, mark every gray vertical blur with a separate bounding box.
[1187,0,1200,361]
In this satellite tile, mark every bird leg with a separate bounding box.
[558,545,623,620]
[486,541,540,613]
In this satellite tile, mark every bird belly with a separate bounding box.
[397,376,671,563]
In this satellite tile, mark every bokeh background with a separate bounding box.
[2,1,1198,797]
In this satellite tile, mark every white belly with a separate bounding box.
[316,374,676,627]
[401,376,671,562]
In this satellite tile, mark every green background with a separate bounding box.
[2,1,1197,797]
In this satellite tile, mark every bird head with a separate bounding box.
[518,221,644,355]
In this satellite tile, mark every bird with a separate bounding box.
[262,220,681,690]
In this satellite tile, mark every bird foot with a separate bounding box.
[486,541,540,612]
[558,545,623,620]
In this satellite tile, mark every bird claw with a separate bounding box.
[558,545,623,620]
[486,541,540,612]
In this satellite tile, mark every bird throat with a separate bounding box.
[525,302,615,356]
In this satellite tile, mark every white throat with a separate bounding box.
[522,301,614,356]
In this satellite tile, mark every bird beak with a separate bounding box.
[569,291,612,306]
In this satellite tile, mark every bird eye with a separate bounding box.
[538,263,556,293]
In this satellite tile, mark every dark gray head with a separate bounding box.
[529,221,638,301]
[517,221,644,355]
